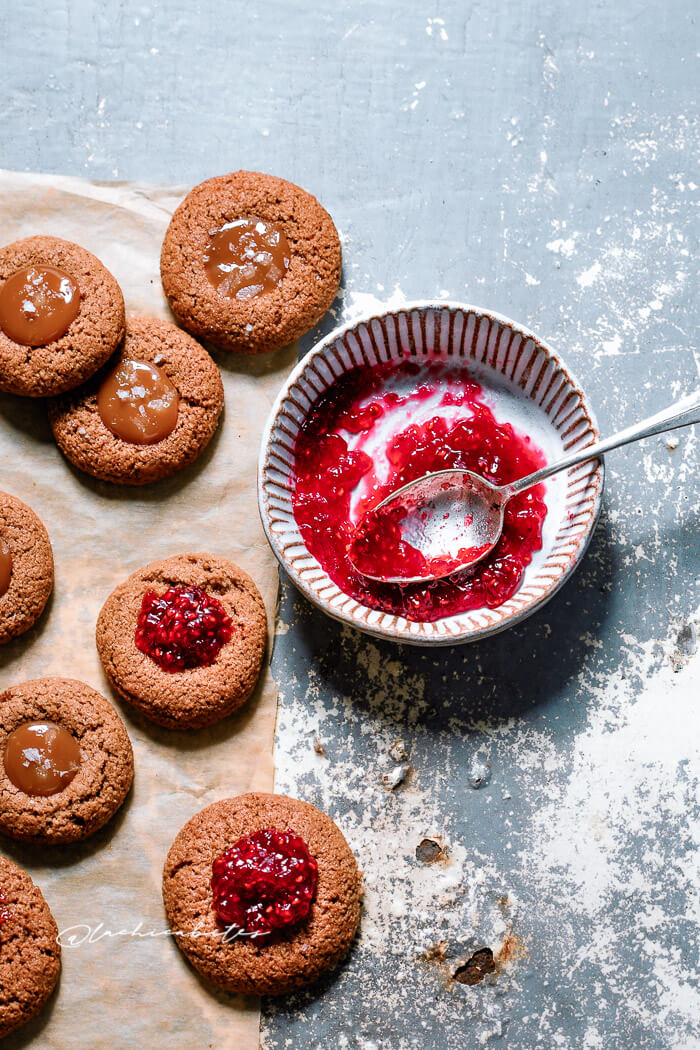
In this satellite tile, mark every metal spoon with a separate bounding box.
[348,387,700,585]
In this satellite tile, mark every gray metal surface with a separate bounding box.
[2,1,698,1048]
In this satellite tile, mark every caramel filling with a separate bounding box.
[0,265,80,346]
[4,721,82,796]
[203,217,290,300]
[97,358,180,445]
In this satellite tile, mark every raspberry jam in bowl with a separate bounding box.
[258,303,604,645]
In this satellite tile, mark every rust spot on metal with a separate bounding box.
[495,932,526,969]
[420,941,448,964]
[670,622,697,672]
[453,947,495,985]
[451,933,527,987]
[420,898,526,993]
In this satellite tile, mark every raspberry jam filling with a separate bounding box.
[135,585,233,672]
[211,828,318,938]
[349,500,493,582]
[292,360,548,622]
[0,889,11,927]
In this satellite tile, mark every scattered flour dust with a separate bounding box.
[519,629,700,1044]
[526,639,698,907]
[341,286,407,322]
[272,612,699,1047]
[272,632,527,1046]
[504,108,695,364]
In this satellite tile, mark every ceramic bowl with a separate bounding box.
[258,302,604,645]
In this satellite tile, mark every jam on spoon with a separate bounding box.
[347,386,700,585]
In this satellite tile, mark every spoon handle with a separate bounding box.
[507,387,700,495]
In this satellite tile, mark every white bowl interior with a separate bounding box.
[259,304,603,644]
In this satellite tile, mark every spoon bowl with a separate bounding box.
[348,470,507,583]
[348,386,700,587]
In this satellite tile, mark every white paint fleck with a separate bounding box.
[546,236,577,259]
[601,334,622,355]
[426,17,448,40]
[576,261,602,288]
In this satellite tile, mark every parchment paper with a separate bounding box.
[0,170,294,1050]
